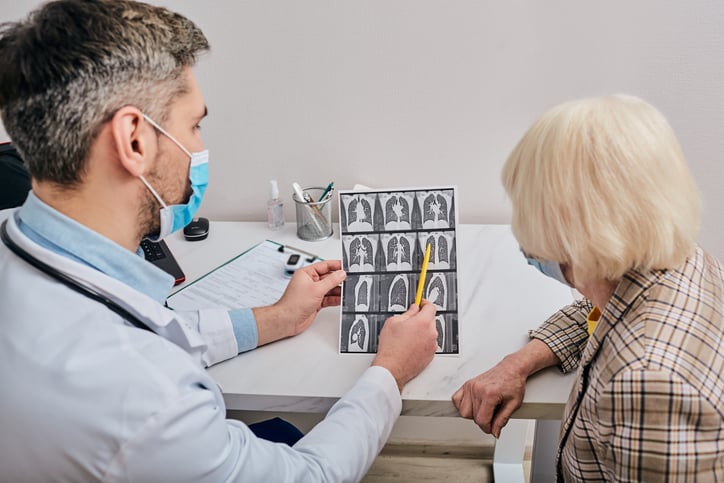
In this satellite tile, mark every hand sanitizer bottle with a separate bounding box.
[267,179,285,230]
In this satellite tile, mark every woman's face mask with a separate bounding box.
[139,114,208,241]
[521,249,571,287]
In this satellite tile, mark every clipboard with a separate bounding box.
[166,240,319,310]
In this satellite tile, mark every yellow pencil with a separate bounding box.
[414,242,432,306]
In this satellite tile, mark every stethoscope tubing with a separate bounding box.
[1,219,153,333]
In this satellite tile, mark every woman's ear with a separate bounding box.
[110,106,155,177]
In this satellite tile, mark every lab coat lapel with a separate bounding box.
[4,214,208,361]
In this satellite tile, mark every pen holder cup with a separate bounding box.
[293,186,334,241]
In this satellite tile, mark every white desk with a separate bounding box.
[167,222,576,481]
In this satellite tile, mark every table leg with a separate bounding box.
[492,419,528,482]
[530,419,560,482]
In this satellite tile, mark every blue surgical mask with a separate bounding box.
[140,114,208,241]
[525,256,571,287]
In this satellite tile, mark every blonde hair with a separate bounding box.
[502,95,701,284]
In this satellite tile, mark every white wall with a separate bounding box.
[1,0,722,261]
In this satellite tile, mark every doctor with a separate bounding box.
[0,1,439,481]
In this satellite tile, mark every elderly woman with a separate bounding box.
[453,95,723,481]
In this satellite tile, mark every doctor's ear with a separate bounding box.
[110,106,155,177]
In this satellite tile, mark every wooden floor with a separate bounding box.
[228,411,531,482]
[361,443,496,483]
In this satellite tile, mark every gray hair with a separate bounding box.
[0,0,209,185]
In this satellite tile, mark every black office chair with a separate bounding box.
[0,142,31,210]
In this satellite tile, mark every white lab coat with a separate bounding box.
[0,210,401,482]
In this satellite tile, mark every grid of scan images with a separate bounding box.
[338,187,459,354]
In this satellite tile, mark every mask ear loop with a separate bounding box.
[138,113,184,209]
[142,114,192,158]
[138,175,168,209]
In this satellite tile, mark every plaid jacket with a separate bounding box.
[530,246,723,482]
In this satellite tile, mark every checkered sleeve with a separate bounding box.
[597,369,723,481]
[528,299,592,373]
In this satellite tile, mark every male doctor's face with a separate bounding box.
[142,68,207,231]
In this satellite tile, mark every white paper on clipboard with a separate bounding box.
[166,240,318,311]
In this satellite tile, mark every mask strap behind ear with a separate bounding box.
[142,113,192,158]
[139,176,168,209]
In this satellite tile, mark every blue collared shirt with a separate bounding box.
[16,192,258,352]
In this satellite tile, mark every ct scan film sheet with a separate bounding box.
[338,186,459,354]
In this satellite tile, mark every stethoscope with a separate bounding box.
[1,219,154,333]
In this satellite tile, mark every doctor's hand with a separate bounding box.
[452,339,558,438]
[372,300,438,393]
[253,260,346,346]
